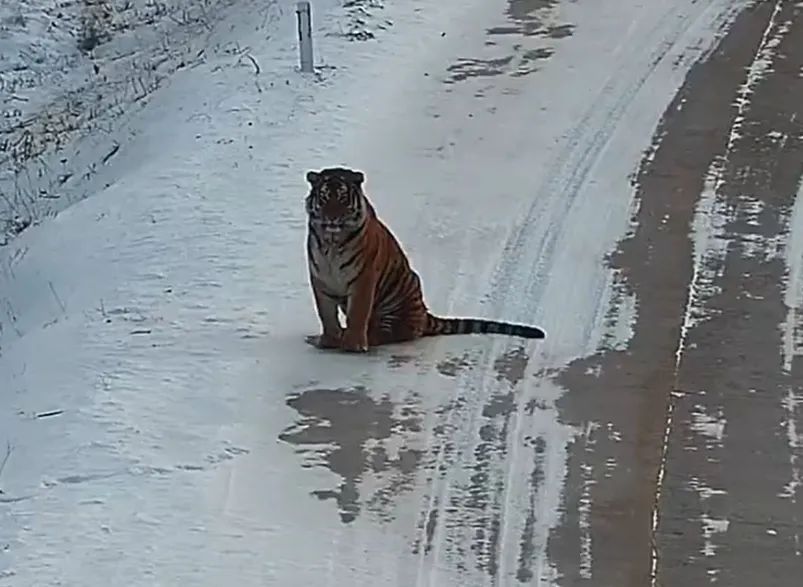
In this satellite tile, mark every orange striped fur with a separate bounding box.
[304,167,546,352]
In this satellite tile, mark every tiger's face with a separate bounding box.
[305,167,367,242]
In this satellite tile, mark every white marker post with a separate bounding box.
[296,1,314,73]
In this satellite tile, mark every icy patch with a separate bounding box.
[739,195,787,261]
[688,400,731,569]
[730,7,788,147]
[779,180,802,555]
[741,197,766,226]
[781,180,803,372]
[690,403,726,446]
[597,269,638,352]
[578,460,593,579]
[576,422,597,581]
[675,2,790,369]
[675,162,730,366]
[779,390,801,499]
[688,476,727,501]
[688,476,730,576]
[700,515,729,557]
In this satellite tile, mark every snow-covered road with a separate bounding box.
[1,0,802,585]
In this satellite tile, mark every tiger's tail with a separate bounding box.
[424,312,546,339]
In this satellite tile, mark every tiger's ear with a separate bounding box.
[349,170,365,185]
[306,170,320,185]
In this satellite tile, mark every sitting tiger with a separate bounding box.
[304,166,546,352]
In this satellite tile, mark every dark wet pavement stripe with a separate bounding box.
[659,0,803,583]
[549,1,791,585]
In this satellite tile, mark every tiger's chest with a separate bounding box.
[308,240,353,296]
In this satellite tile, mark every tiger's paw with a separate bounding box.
[305,333,342,349]
[340,330,369,353]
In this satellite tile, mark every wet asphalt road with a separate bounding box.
[553,2,803,584]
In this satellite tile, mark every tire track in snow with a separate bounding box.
[485,0,717,333]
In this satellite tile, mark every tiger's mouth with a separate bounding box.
[314,221,346,243]
[320,224,344,236]
[310,215,356,241]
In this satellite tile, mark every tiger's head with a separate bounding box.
[305,167,368,241]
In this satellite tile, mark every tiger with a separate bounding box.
[304,166,547,352]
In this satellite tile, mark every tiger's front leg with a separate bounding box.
[341,274,376,353]
[306,281,343,349]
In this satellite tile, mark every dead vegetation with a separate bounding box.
[77,0,114,53]
[0,0,236,244]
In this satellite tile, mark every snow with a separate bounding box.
[1,0,744,584]
[0,0,261,243]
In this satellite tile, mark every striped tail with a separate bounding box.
[424,312,546,339]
